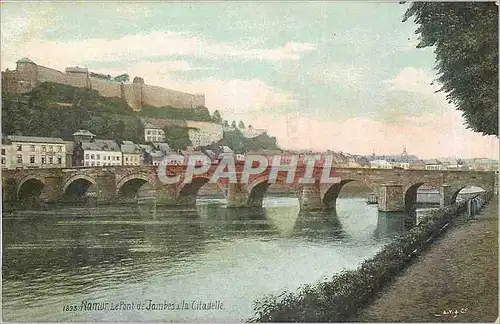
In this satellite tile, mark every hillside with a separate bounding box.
[1,82,280,152]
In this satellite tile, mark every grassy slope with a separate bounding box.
[356,196,498,322]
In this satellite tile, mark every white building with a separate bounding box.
[369,159,393,169]
[186,121,223,148]
[424,159,444,170]
[4,135,69,169]
[241,125,267,138]
[81,140,122,166]
[441,158,460,170]
[1,136,12,169]
[144,122,165,143]
[121,141,142,166]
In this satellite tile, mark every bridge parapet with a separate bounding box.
[1,166,496,212]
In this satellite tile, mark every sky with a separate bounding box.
[1,2,498,159]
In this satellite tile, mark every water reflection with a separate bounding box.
[292,209,345,242]
[2,196,410,322]
[373,211,408,239]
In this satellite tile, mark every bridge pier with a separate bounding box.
[299,183,324,211]
[439,184,453,208]
[378,183,404,212]
[155,183,183,206]
[40,176,63,203]
[94,174,117,203]
[227,183,249,208]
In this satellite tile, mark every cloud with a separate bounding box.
[1,30,317,70]
[132,60,215,72]
[241,110,498,159]
[308,63,366,88]
[1,4,60,63]
[374,67,453,123]
[384,67,439,95]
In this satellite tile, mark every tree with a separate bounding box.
[222,120,229,128]
[114,74,130,83]
[163,125,192,151]
[231,120,237,128]
[403,2,498,135]
[212,110,222,123]
[238,120,245,129]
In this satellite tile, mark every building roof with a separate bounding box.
[82,139,120,152]
[7,135,66,144]
[121,142,141,154]
[365,154,419,163]
[441,158,459,165]
[424,159,441,165]
[17,57,35,64]
[2,134,11,145]
[153,142,171,153]
[72,129,96,137]
[139,144,154,153]
[144,122,163,129]
[150,150,165,158]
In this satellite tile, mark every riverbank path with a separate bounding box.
[357,195,498,322]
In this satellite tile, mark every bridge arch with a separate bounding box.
[62,175,98,200]
[321,179,377,210]
[450,185,489,204]
[178,175,212,198]
[17,175,46,201]
[246,173,297,207]
[116,174,155,199]
[403,182,440,213]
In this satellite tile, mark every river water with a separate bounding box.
[2,196,410,322]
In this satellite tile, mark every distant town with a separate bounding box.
[1,130,497,171]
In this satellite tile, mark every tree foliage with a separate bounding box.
[2,83,144,143]
[212,110,222,123]
[403,2,498,135]
[113,73,130,83]
[217,128,279,154]
[139,104,216,122]
[238,120,245,129]
[163,125,192,151]
[90,72,112,80]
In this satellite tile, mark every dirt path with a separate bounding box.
[357,196,498,322]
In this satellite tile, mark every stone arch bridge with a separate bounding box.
[1,165,495,212]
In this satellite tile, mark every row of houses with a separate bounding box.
[0,130,238,170]
[1,133,497,171]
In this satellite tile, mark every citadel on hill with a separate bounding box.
[1,57,274,153]
[1,57,205,111]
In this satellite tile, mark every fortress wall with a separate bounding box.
[36,65,66,84]
[62,74,89,88]
[90,78,122,98]
[37,66,89,88]
[6,61,206,111]
[1,71,20,93]
[121,83,141,111]
[142,84,205,108]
